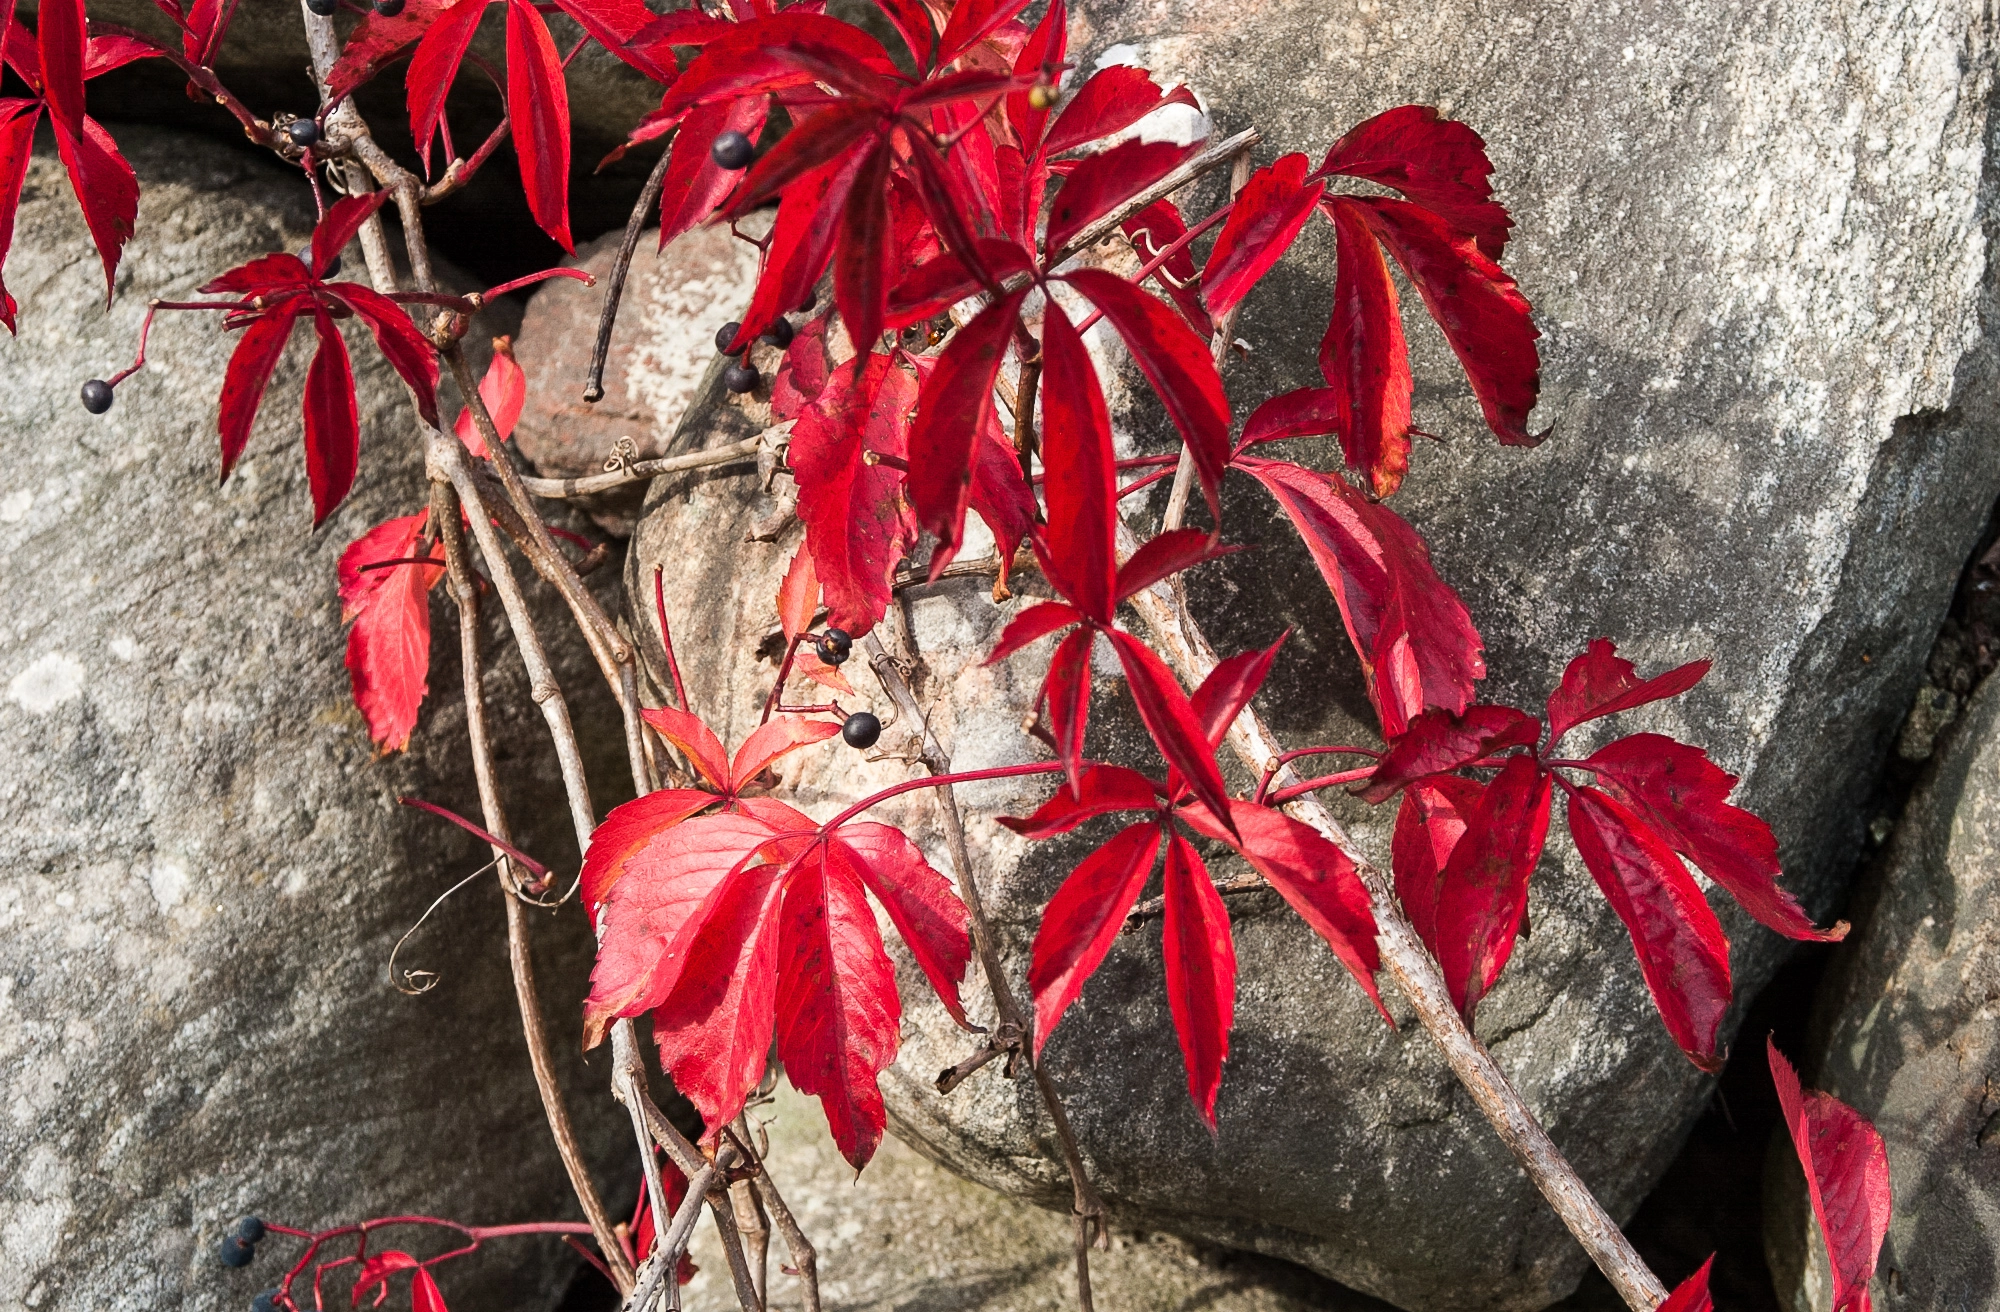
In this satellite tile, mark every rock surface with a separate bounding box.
[611,1,2000,1309]
[1763,673,2000,1312]
[0,130,629,1312]
[680,1083,1392,1312]
[511,223,761,533]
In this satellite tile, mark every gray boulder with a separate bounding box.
[0,129,629,1311]
[603,0,2000,1308]
[1764,674,2000,1312]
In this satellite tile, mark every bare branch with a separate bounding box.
[588,146,677,404]
[518,434,769,500]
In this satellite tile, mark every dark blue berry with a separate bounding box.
[251,1291,282,1312]
[285,119,321,149]
[841,712,881,750]
[714,320,742,353]
[305,0,339,13]
[814,628,851,666]
[218,1235,255,1268]
[797,290,818,313]
[79,379,113,414]
[710,130,754,171]
[231,1216,266,1244]
[759,318,794,348]
[375,0,407,15]
[724,361,759,394]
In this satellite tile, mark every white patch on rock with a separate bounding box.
[7,654,84,715]
[147,861,188,913]
[108,637,138,662]
[0,490,31,523]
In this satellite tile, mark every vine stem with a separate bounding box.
[1110,516,1669,1311]
[858,632,1106,1312]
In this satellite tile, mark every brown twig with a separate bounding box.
[727,1117,772,1304]
[858,631,1105,1312]
[587,144,677,404]
[750,1170,820,1312]
[1122,873,1268,930]
[426,470,634,1293]
[517,433,770,499]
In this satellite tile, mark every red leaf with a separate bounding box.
[1202,153,1324,316]
[653,840,797,1135]
[1546,638,1710,748]
[1587,734,1846,943]
[452,335,524,457]
[770,310,835,419]
[338,514,446,751]
[1188,632,1285,747]
[51,115,138,301]
[579,787,719,911]
[1005,0,1064,149]
[835,137,899,359]
[1105,629,1234,833]
[661,14,901,117]
[1063,268,1231,521]
[1028,820,1163,1055]
[730,102,879,218]
[406,0,489,175]
[1320,105,1512,260]
[998,763,1159,839]
[1657,1259,1715,1312]
[0,100,44,334]
[988,599,1082,663]
[1568,785,1731,1069]
[1122,199,1212,337]
[1036,301,1118,623]
[83,33,158,80]
[735,146,870,348]
[774,843,899,1168]
[202,250,311,298]
[549,0,679,83]
[352,1251,422,1306]
[935,0,1033,67]
[1239,460,1483,738]
[36,0,85,143]
[874,0,936,71]
[640,704,732,788]
[583,809,804,1045]
[1045,138,1197,256]
[786,350,920,635]
[1431,753,1551,1020]
[886,239,1034,328]
[908,285,1029,568]
[1360,704,1541,803]
[829,821,972,1026]
[1043,626,1094,794]
[1355,196,1541,449]
[1180,799,1384,1014]
[730,716,841,790]
[1769,1038,1892,1312]
[303,310,361,527]
[1114,527,1233,604]
[626,5,737,65]
[411,1268,449,1312]
[506,0,573,251]
[1318,196,1412,498]
[967,408,1035,581]
[330,0,458,108]
[777,543,820,642]
[1041,64,1199,158]
[656,96,771,248]
[216,308,300,479]
[1162,831,1234,1127]
[1237,386,1340,448]
[337,281,442,428]
[313,191,394,282]
[1391,774,1484,961]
